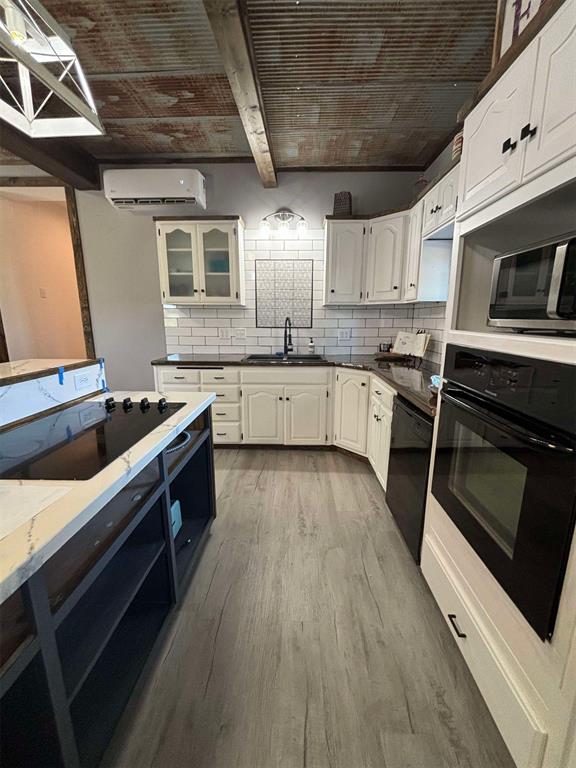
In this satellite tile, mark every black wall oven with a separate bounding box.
[432,345,576,640]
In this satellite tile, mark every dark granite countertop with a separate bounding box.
[152,353,438,417]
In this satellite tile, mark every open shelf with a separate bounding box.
[1,652,63,768]
[57,502,165,699]
[71,554,171,768]
[175,518,210,583]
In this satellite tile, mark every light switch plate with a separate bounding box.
[218,327,232,339]
[337,328,351,341]
[234,328,246,339]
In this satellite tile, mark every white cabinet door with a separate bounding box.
[374,408,392,491]
[367,397,381,467]
[436,164,460,227]
[523,0,576,181]
[242,386,284,444]
[157,223,200,304]
[421,187,439,235]
[324,221,365,304]
[403,201,423,301]
[285,386,327,445]
[459,44,537,217]
[196,223,240,304]
[365,215,406,303]
[334,370,369,454]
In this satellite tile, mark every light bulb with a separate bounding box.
[278,220,290,233]
[260,218,271,234]
[5,3,27,45]
[296,218,307,232]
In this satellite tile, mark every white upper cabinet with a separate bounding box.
[459,0,576,219]
[458,46,537,218]
[157,219,244,305]
[365,214,407,303]
[403,200,424,301]
[334,369,369,454]
[421,185,439,235]
[284,386,327,445]
[523,0,576,181]
[324,221,365,304]
[436,164,460,227]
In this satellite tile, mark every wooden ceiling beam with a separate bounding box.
[203,0,277,188]
[0,122,100,190]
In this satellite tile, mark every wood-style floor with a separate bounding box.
[107,448,515,768]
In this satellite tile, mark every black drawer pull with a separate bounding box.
[213,376,225,380]
[173,376,185,380]
[448,614,467,639]
[216,432,227,437]
[375,390,382,395]
[215,412,227,416]
[502,137,517,153]
[216,393,225,397]
[520,123,537,140]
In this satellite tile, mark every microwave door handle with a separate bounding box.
[440,390,575,455]
[546,242,568,319]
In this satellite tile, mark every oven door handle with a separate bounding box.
[440,389,575,455]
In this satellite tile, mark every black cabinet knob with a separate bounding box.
[393,285,398,290]
[330,289,335,293]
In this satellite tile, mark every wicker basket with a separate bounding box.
[333,191,352,216]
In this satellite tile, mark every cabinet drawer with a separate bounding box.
[201,368,240,385]
[371,378,395,411]
[212,403,240,421]
[206,385,241,403]
[159,368,201,385]
[213,422,241,443]
[421,537,547,768]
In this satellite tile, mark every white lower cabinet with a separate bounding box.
[242,385,284,444]
[334,369,369,454]
[285,386,328,445]
[367,381,394,490]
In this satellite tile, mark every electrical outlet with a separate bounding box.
[234,328,246,339]
[218,327,232,339]
[39,287,47,299]
[337,328,351,341]
[74,372,90,391]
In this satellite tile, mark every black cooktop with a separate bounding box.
[0,398,184,481]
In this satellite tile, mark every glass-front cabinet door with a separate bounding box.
[158,224,198,303]
[197,223,238,303]
[157,220,242,305]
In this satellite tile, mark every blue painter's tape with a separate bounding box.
[58,366,65,385]
[66,425,73,441]
[98,358,104,370]
[102,378,110,392]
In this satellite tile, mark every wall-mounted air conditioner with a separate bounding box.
[103,168,206,212]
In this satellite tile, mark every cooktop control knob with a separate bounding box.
[104,397,116,412]
[158,397,168,412]
[140,397,150,411]
[122,397,133,411]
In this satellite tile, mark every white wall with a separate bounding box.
[77,165,424,387]
[0,195,86,360]
[75,190,167,390]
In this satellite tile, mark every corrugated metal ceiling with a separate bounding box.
[3,0,498,170]
[245,0,497,167]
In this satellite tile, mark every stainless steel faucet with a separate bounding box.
[283,316,293,359]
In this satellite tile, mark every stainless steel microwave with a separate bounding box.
[488,236,576,331]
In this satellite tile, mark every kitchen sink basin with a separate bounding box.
[242,354,327,364]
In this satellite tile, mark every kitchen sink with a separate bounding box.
[242,354,327,364]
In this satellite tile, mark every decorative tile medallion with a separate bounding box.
[255,260,313,328]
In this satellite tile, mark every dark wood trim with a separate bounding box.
[458,0,568,121]
[278,164,425,173]
[65,187,96,359]
[99,156,255,166]
[491,0,507,66]
[0,306,8,363]
[0,176,62,187]
[153,214,241,222]
[0,122,100,190]
[203,0,277,188]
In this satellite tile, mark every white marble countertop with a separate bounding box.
[0,390,215,602]
[0,358,92,382]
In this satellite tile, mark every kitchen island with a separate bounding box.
[0,389,216,768]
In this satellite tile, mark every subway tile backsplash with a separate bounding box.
[163,228,447,368]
